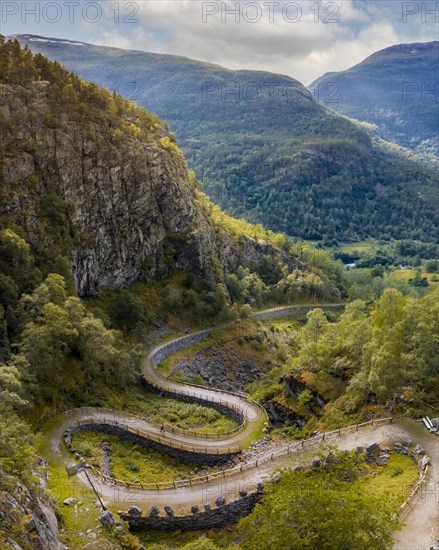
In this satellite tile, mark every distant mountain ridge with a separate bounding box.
[9,34,438,243]
[310,41,439,156]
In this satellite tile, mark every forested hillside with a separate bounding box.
[11,35,439,243]
[310,41,439,156]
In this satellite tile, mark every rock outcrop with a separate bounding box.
[0,78,294,296]
[0,483,67,550]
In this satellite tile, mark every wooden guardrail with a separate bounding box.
[67,404,247,440]
[68,410,242,454]
[391,457,431,521]
[67,417,393,491]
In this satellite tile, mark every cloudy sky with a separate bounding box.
[2,0,438,84]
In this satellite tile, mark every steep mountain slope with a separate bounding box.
[9,34,438,243]
[310,42,439,156]
[0,37,304,297]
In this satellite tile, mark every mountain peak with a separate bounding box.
[310,41,438,155]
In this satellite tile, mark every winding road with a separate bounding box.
[48,304,438,549]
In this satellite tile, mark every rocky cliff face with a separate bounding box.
[0,481,67,550]
[1,80,199,295]
[0,78,287,297]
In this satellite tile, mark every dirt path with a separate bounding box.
[42,305,438,548]
[391,420,439,550]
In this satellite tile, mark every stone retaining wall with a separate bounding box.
[72,423,233,466]
[152,333,208,366]
[120,492,262,532]
[253,304,344,321]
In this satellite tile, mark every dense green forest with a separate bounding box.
[12,35,439,243]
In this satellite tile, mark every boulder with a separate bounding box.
[394,443,408,455]
[294,465,304,471]
[65,463,82,476]
[100,510,115,530]
[63,498,77,506]
[312,457,321,468]
[215,496,225,507]
[413,444,425,455]
[421,455,430,468]
[239,490,248,497]
[204,503,211,512]
[376,454,391,466]
[366,443,380,455]
[127,506,142,517]
[148,506,160,517]
[164,506,174,517]
[257,482,264,492]
[191,505,199,514]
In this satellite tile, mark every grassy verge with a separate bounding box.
[108,387,239,434]
[72,432,198,483]
[359,453,419,509]
[35,416,114,549]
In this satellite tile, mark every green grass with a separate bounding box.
[72,432,197,483]
[336,239,386,254]
[109,387,239,434]
[35,415,112,548]
[387,268,438,287]
[359,453,419,510]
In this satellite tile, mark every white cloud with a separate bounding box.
[103,0,409,83]
[3,0,437,84]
